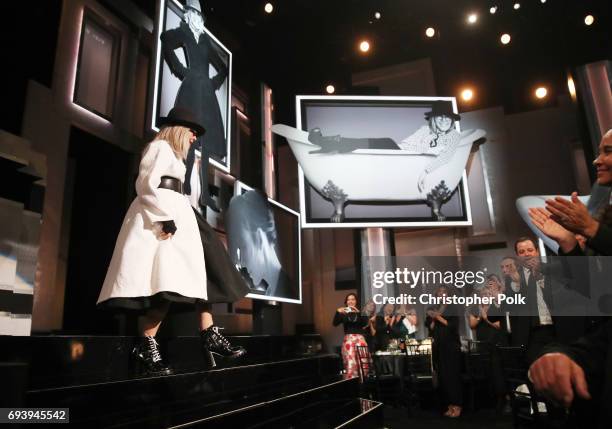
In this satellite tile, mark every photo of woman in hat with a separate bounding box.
[160,0,229,211]
[97,106,245,378]
[399,100,462,192]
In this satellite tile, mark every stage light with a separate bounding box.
[467,13,478,24]
[500,33,511,45]
[326,85,335,94]
[375,12,381,19]
[514,3,521,10]
[584,15,594,26]
[425,27,436,38]
[461,88,474,102]
[567,76,577,100]
[359,40,370,52]
[535,87,548,99]
[490,6,497,14]
[264,3,273,13]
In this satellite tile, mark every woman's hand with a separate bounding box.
[545,193,600,238]
[479,306,488,321]
[348,306,359,313]
[337,307,347,313]
[529,207,578,252]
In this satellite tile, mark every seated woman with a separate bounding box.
[333,293,369,380]
[529,129,612,257]
[398,101,462,192]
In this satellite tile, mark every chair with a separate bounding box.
[355,346,402,406]
[462,340,493,411]
[498,346,568,428]
[402,346,434,412]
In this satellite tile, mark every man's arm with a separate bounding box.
[529,321,610,407]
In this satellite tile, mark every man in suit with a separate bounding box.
[509,237,585,363]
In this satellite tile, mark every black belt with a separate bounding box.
[158,176,183,194]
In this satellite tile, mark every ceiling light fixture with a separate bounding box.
[467,13,478,24]
[567,76,577,100]
[584,15,595,26]
[514,3,521,10]
[461,88,474,102]
[500,33,511,45]
[359,40,371,53]
[326,85,335,94]
[535,87,548,99]
[264,3,273,13]
[490,6,497,15]
[375,12,381,19]
[425,27,436,38]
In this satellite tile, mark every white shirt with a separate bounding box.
[524,267,553,326]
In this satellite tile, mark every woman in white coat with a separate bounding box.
[97,107,245,377]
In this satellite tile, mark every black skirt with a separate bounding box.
[98,210,249,311]
[193,208,250,304]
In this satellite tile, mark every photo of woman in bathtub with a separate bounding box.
[398,101,461,192]
[225,189,299,301]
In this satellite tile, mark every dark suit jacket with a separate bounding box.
[509,263,585,348]
[538,321,612,428]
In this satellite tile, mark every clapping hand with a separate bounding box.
[545,193,599,238]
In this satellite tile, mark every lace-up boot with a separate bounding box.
[131,336,173,377]
[200,325,246,368]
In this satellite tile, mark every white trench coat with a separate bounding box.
[97,140,207,304]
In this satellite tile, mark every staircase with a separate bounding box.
[1,335,383,428]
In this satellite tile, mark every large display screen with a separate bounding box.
[281,95,477,228]
[225,182,302,304]
[151,0,232,172]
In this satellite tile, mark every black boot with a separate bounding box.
[200,325,246,368]
[131,336,173,377]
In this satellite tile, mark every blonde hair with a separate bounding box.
[154,125,192,160]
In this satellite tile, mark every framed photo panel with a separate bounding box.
[272,95,478,228]
[151,0,232,172]
[225,182,302,304]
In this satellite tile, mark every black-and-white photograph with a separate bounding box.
[273,96,486,228]
[225,182,302,304]
[152,0,232,173]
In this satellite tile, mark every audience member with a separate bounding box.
[426,286,463,418]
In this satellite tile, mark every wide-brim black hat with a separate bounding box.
[424,101,461,121]
[158,106,206,136]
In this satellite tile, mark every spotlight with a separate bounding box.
[461,88,474,102]
[535,87,548,99]
[359,40,370,53]
[375,12,381,19]
[514,3,521,10]
[584,15,594,26]
[467,13,478,24]
[567,76,577,100]
[425,27,436,38]
[490,6,497,14]
[326,85,335,94]
[264,2,273,13]
[500,33,511,45]
[541,0,546,3]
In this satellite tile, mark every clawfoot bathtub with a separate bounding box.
[272,124,486,222]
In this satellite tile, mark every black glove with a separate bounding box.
[161,220,177,235]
